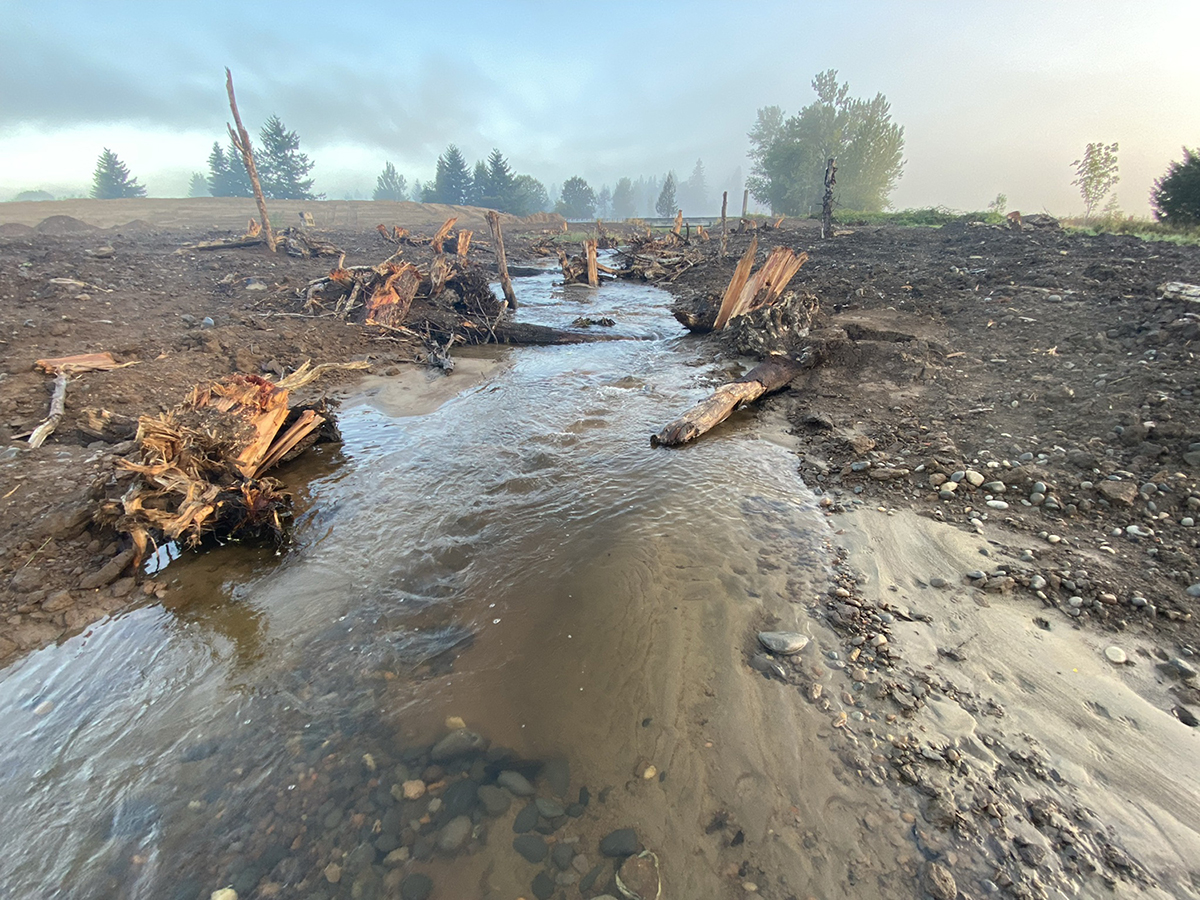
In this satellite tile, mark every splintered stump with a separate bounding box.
[650,357,805,447]
[99,373,335,564]
[486,211,517,309]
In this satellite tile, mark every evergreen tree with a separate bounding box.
[747,70,905,214]
[596,185,612,219]
[373,162,408,201]
[678,159,708,213]
[410,179,424,202]
[257,115,320,200]
[485,148,516,210]
[510,174,549,216]
[555,176,596,219]
[187,172,209,197]
[425,145,472,204]
[611,177,636,219]
[469,159,489,205]
[207,140,252,197]
[1152,147,1200,225]
[655,172,677,218]
[90,148,146,199]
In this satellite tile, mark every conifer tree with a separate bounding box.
[655,172,677,218]
[424,145,472,204]
[207,141,252,197]
[373,162,408,201]
[257,115,320,200]
[90,148,146,199]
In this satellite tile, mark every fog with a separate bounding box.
[2,0,1197,215]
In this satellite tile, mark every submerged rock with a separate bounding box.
[757,631,810,655]
[616,850,661,900]
[430,729,488,761]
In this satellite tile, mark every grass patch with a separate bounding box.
[830,207,1004,227]
[1062,214,1200,245]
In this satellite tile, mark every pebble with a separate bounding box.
[400,873,433,900]
[965,470,985,487]
[929,577,948,589]
[210,891,237,900]
[1046,534,1062,544]
[1030,575,1047,590]
[551,841,575,870]
[430,729,487,761]
[1105,646,1128,665]
[478,784,511,816]
[401,780,426,800]
[757,631,810,655]
[642,765,657,780]
[986,500,1009,510]
[599,827,640,857]
[437,816,472,852]
[513,803,539,833]
[513,834,548,863]
[1186,584,1200,598]
[497,770,535,796]
[983,481,1006,492]
[531,871,555,900]
[535,797,565,818]
[324,863,342,884]
[1032,481,1048,495]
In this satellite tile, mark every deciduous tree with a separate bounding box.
[90,148,146,199]
[555,176,596,219]
[510,174,548,216]
[1071,141,1119,220]
[747,70,905,215]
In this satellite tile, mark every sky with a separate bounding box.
[1,0,1198,215]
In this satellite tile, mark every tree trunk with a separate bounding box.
[741,189,749,218]
[651,357,805,447]
[821,157,837,240]
[225,68,275,253]
[585,239,599,287]
[720,191,728,259]
[486,211,517,310]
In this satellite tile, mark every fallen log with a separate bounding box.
[650,356,806,447]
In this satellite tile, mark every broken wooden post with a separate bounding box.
[651,356,805,447]
[821,157,837,239]
[225,68,275,253]
[742,189,749,218]
[431,216,458,254]
[486,210,518,310]
[585,239,599,287]
[28,370,68,449]
[672,210,683,236]
[456,229,472,261]
[720,191,728,259]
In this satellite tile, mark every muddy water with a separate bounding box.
[0,267,917,900]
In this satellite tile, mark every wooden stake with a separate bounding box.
[225,68,275,253]
[672,210,683,236]
[741,189,749,218]
[651,357,804,447]
[486,210,517,310]
[712,237,758,331]
[585,239,599,287]
[720,190,728,259]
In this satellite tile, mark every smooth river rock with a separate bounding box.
[513,834,548,864]
[430,729,488,761]
[400,873,433,900]
[600,827,640,858]
[497,770,535,796]
[757,631,810,655]
[437,815,472,852]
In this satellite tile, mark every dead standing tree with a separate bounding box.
[486,211,518,310]
[225,67,275,253]
[821,157,837,240]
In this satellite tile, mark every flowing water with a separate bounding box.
[0,266,918,900]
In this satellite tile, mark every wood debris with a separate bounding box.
[27,353,140,448]
[97,372,341,564]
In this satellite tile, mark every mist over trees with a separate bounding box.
[655,173,677,218]
[373,162,408,201]
[187,172,208,197]
[207,141,251,197]
[257,116,321,200]
[556,176,596,218]
[677,159,708,214]
[747,69,905,215]
[90,149,146,199]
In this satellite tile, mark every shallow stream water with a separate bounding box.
[0,264,916,900]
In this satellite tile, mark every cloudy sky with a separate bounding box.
[2,0,1197,215]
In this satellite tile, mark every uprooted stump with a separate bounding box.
[96,372,345,565]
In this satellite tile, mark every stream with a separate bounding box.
[0,265,910,900]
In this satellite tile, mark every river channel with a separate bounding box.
[0,265,918,900]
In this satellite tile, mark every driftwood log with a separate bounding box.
[650,356,805,447]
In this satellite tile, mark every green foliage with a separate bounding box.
[1067,211,1200,244]
[596,185,611,219]
[510,174,549,216]
[747,70,905,215]
[1070,141,1119,220]
[987,193,1007,214]
[90,148,146,199]
[373,162,408,201]
[1151,147,1200,226]
[555,176,597,219]
[424,145,472,204]
[611,177,636,219]
[207,141,251,197]
[257,116,320,200]
[655,172,677,218]
[834,207,1001,227]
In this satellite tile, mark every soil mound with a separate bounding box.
[0,222,34,236]
[34,215,96,234]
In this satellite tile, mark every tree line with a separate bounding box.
[68,76,1200,228]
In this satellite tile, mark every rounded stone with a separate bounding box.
[986,500,1009,510]
[535,796,565,818]
[513,834,548,864]
[400,873,433,900]
[497,770,535,796]
[1105,646,1127,664]
[478,784,511,816]
[437,815,472,853]
[757,631,810,655]
[599,827,640,858]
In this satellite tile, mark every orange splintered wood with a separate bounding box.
[365,263,420,329]
[36,352,134,374]
[712,237,758,331]
[456,229,472,261]
[672,210,683,236]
